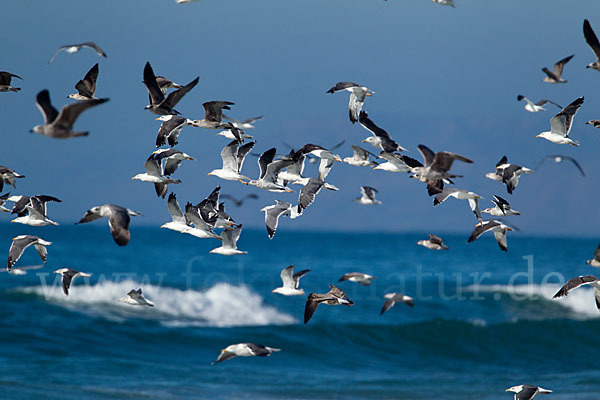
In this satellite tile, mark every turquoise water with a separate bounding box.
[0,223,599,399]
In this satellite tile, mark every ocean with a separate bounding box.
[1,223,599,399]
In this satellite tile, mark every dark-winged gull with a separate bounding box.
[183,202,220,239]
[417,234,449,250]
[294,177,325,216]
[31,90,108,138]
[467,220,512,252]
[535,155,585,176]
[155,115,196,147]
[143,62,199,115]
[10,196,60,226]
[482,195,520,217]
[210,224,247,255]
[195,186,236,229]
[76,205,141,246]
[0,72,23,92]
[485,156,532,194]
[191,101,237,130]
[245,148,295,192]
[359,111,407,153]
[586,120,600,128]
[220,193,258,207]
[132,150,193,198]
[354,186,382,205]
[343,145,377,167]
[542,54,574,83]
[326,81,374,123]
[117,289,154,306]
[7,235,51,271]
[381,293,414,314]
[213,343,280,364]
[537,97,584,146]
[339,272,376,286]
[272,265,311,296]
[68,63,99,101]
[374,153,419,173]
[53,268,91,296]
[584,19,600,71]
[261,200,291,239]
[9,194,61,217]
[209,140,255,182]
[517,95,561,113]
[0,166,24,192]
[586,244,600,267]
[553,275,600,310]
[49,42,107,63]
[506,385,552,400]
[304,284,354,324]
[433,188,482,221]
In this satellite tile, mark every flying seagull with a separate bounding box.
[213,343,280,364]
[380,293,414,314]
[537,97,584,146]
[190,101,238,130]
[208,140,255,182]
[412,145,473,188]
[245,148,295,192]
[31,89,108,138]
[7,235,51,271]
[586,244,600,267]
[0,166,24,192]
[68,63,99,101]
[76,205,141,246]
[467,220,512,252]
[326,81,374,123]
[433,188,482,221]
[304,284,354,324]
[354,186,382,205]
[359,111,407,153]
[272,265,311,296]
[220,193,258,207]
[542,54,574,83]
[338,272,376,286]
[586,120,600,128]
[343,145,377,167]
[0,72,23,92]
[9,194,61,217]
[417,234,449,250]
[10,196,60,226]
[482,195,520,217]
[485,156,532,194]
[49,42,107,63]
[160,193,191,233]
[117,289,154,307]
[516,95,561,113]
[553,275,600,310]
[584,19,600,71]
[53,268,91,296]
[210,224,247,255]
[143,61,199,115]
[294,177,326,216]
[506,385,552,400]
[535,155,585,177]
[155,115,195,147]
[132,149,193,198]
[374,152,418,173]
[260,200,291,239]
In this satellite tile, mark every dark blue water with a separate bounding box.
[1,223,598,399]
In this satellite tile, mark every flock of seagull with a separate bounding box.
[2,13,600,398]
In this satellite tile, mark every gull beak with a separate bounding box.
[186,157,194,160]
[131,177,135,180]
[361,139,367,143]
[10,220,14,223]
[260,207,266,212]
[334,156,342,162]
[285,187,294,193]
[241,181,248,185]
[207,172,212,176]
[535,134,541,138]
[155,117,161,120]
[366,93,372,97]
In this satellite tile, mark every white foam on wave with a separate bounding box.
[15,280,296,327]
[463,283,600,319]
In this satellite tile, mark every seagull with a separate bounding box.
[433,188,482,221]
[338,272,376,286]
[380,293,414,314]
[516,95,561,113]
[482,195,520,217]
[272,265,311,296]
[213,343,280,364]
[584,19,600,71]
[7,235,51,271]
[304,284,354,324]
[261,200,291,239]
[293,177,326,216]
[155,115,196,147]
[245,148,295,192]
[53,268,91,296]
[132,150,192,198]
[374,152,419,172]
[535,155,585,176]
[31,89,108,138]
[0,72,23,92]
[343,145,377,167]
[117,289,154,307]
[585,120,600,128]
[584,243,600,268]
[505,385,552,400]
[190,101,238,130]
[359,111,407,153]
[294,144,343,162]
[486,156,532,194]
[411,144,473,185]
[326,81,374,123]
[8,194,61,217]
[76,205,141,246]
[143,61,199,115]
[161,193,191,233]
[0,166,24,192]
[195,186,236,229]
[537,97,584,146]
[553,276,600,310]
[432,0,455,7]
[49,42,107,63]
[354,186,382,205]
[68,63,99,101]
[183,202,221,239]
[11,196,60,226]
[210,224,247,255]
[417,234,449,250]
[220,193,258,207]
[209,140,255,182]
[542,54,574,83]
[467,220,512,252]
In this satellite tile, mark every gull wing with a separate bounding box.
[163,77,199,110]
[550,97,584,137]
[553,275,600,298]
[167,193,186,224]
[143,62,165,105]
[359,111,391,139]
[52,98,109,130]
[553,54,574,78]
[220,140,240,172]
[258,148,277,179]
[280,265,295,289]
[35,90,59,124]
[75,63,99,97]
[108,209,131,246]
[203,101,234,123]
[584,19,600,60]
[237,141,255,173]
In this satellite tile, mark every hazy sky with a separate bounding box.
[1,0,600,236]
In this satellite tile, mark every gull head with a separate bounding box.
[30,125,44,134]
[505,386,522,394]
[156,115,173,122]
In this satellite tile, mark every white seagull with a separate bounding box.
[117,289,154,307]
[49,42,107,63]
[537,97,584,146]
[326,81,374,124]
[53,268,91,296]
[343,145,377,167]
[272,265,311,296]
[161,193,191,233]
[535,155,585,177]
[380,293,414,314]
[505,385,552,400]
[485,156,532,195]
[467,220,512,252]
[517,95,561,113]
[354,186,382,205]
[213,343,280,364]
[553,275,600,310]
[210,225,247,255]
[245,148,295,192]
[208,140,255,182]
[433,188,482,221]
[260,200,292,239]
[482,195,520,217]
[7,235,52,271]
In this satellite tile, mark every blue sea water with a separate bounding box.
[1,223,599,399]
